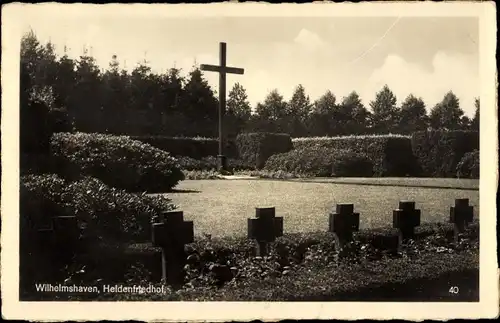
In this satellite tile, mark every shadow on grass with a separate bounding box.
[289,268,479,302]
[168,188,202,194]
[286,179,479,191]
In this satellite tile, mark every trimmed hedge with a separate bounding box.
[236,132,293,169]
[293,135,420,177]
[20,174,174,244]
[411,130,479,177]
[51,132,184,192]
[264,147,374,177]
[176,156,254,172]
[20,174,175,292]
[456,149,479,179]
[130,136,239,160]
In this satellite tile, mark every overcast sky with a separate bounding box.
[21,13,479,116]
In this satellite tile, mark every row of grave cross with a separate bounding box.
[36,198,474,287]
[150,198,474,286]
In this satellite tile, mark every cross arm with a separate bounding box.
[200,64,244,75]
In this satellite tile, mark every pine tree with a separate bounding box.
[308,90,337,136]
[398,94,428,134]
[429,91,464,130]
[369,85,399,133]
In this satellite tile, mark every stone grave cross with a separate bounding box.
[247,207,283,256]
[393,201,421,249]
[36,215,79,257]
[449,198,474,243]
[328,203,360,250]
[152,211,194,286]
[200,42,244,172]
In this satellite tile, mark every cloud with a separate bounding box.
[365,51,478,116]
[293,28,329,52]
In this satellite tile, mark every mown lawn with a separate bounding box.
[291,177,479,190]
[164,179,479,237]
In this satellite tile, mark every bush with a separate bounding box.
[293,135,420,177]
[331,150,375,177]
[265,147,373,177]
[44,221,478,301]
[176,156,254,172]
[236,132,293,169]
[130,136,239,160]
[20,174,174,244]
[456,150,479,179]
[20,86,73,155]
[411,130,479,177]
[51,132,184,192]
[19,174,176,294]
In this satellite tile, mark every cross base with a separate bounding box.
[161,246,186,288]
[255,241,270,257]
[217,155,227,172]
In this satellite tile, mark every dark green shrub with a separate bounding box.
[456,150,479,179]
[51,132,184,192]
[19,174,176,294]
[331,150,374,177]
[293,135,420,177]
[264,147,373,177]
[411,130,479,177]
[20,174,174,244]
[20,85,73,163]
[236,132,293,169]
[176,156,253,172]
[130,136,239,159]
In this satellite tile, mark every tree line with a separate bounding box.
[21,30,479,139]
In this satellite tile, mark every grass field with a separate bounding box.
[163,178,479,238]
[290,177,479,190]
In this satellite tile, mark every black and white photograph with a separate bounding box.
[1,2,498,321]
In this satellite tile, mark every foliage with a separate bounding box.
[336,92,371,135]
[20,174,174,242]
[51,132,184,192]
[456,150,479,179]
[284,84,312,137]
[411,130,479,177]
[398,94,429,134]
[293,135,420,176]
[264,147,374,177]
[369,85,399,133]
[429,91,465,130]
[179,67,219,137]
[308,90,337,136]
[236,132,293,169]
[130,136,239,160]
[20,32,74,157]
[226,82,252,138]
[176,156,253,172]
[26,221,479,301]
[19,173,175,293]
[471,98,479,131]
[182,170,223,180]
[21,31,474,140]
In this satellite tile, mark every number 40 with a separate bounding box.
[449,286,459,294]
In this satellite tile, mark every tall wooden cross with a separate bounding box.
[200,42,244,172]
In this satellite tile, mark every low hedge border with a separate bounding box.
[20,220,478,301]
[130,136,239,159]
[293,135,420,177]
[264,147,374,177]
